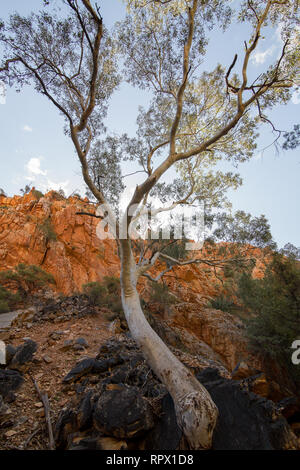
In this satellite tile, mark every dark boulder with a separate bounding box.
[10,339,37,367]
[93,385,155,439]
[0,369,23,398]
[62,358,108,383]
[196,368,298,450]
[143,393,182,450]
[5,344,16,365]
[54,408,78,449]
[77,391,94,431]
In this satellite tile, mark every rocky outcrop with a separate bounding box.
[54,336,298,450]
[160,303,297,399]
[197,368,298,450]
[0,190,119,294]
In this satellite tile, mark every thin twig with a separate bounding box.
[30,375,55,450]
[23,427,41,449]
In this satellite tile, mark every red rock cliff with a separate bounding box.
[0,189,120,293]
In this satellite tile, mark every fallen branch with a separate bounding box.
[23,426,41,450]
[31,375,55,450]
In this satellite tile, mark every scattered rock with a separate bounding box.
[75,338,89,348]
[42,355,53,364]
[10,340,37,367]
[62,358,108,384]
[0,370,23,398]
[73,344,85,351]
[4,429,18,438]
[34,402,43,408]
[60,340,74,351]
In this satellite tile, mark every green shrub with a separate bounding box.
[149,282,177,306]
[82,276,123,314]
[208,294,237,313]
[82,282,106,306]
[0,264,55,298]
[0,285,21,312]
[38,219,57,241]
[237,253,300,384]
[32,189,44,200]
[0,300,9,313]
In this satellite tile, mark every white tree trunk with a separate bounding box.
[119,240,218,450]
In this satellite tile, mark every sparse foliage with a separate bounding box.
[20,184,32,196]
[83,276,123,314]
[0,263,55,298]
[0,285,21,313]
[32,189,44,200]
[38,218,57,242]
[238,251,300,384]
[282,124,300,150]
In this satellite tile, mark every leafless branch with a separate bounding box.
[31,375,55,450]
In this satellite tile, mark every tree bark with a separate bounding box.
[119,239,218,450]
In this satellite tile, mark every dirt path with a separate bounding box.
[0,310,24,332]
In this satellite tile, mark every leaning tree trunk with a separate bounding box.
[119,239,218,450]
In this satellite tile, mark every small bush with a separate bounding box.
[82,276,123,314]
[82,282,106,306]
[20,184,31,196]
[0,264,55,298]
[237,253,300,385]
[0,285,21,313]
[149,283,177,306]
[209,294,237,313]
[0,300,9,313]
[38,219,57,241]
[32,189,44,200]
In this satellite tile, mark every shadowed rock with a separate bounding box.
[143,393,182,450]
[62,358,108,384]
[0,369,23,398]
[196,368,298,450]
[10,339,37,367]
[93,385,155,439]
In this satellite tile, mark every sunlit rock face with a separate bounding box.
[0,189,120,294]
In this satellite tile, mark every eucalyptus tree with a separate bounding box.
[1,0,299,449]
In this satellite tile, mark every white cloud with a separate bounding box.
[15,156,76,197]
[26,157,47,176]
[23,125,33,132]
[292,90,300,105]
[44,179,70,193]
[251,46,275,65]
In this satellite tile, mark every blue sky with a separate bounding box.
[0,0,299,248]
